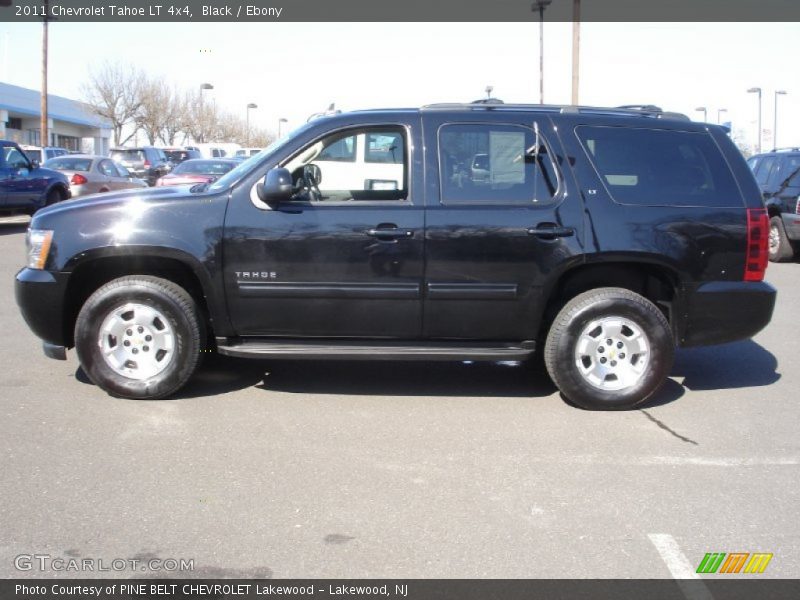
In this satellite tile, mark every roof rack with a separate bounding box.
[770,147,800,153]
[420,102,690,121]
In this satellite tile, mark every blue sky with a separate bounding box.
[2,21,798,150]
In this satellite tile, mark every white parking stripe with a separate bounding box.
[648,534,714,600]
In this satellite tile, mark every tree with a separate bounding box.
[81,61,146,147]
[159,87,188,146]
[136,77,172,145]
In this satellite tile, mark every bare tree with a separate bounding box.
[159,87,188,146]
[81,61,146,146]
[135,76,172,145]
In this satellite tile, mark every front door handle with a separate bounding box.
[527,224,575,239]
[366,227,414,239]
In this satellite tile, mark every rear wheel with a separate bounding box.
[544,287,674,410]
[768,216,795,262]
[74,276,203,399]
[45,187,63,206]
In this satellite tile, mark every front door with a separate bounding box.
[422,114,585,341]
[223,119,425,338]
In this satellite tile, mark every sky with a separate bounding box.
[1,21,798,151]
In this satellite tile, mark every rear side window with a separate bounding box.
[438,123,559,205]
[576,126,742,207]
[753,156,777,186]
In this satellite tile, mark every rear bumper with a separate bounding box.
[781,212,800,241]
[15,268,70,349]
[678,281,776,347]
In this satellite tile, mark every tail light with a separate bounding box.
[144,160,151,168]
[744,208,769,282]
[70,173,87,185]
[795,197,800,214]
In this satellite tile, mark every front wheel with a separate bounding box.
[544,287,674,410]
[74,276,204,399]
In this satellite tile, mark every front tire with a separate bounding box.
[544,287,674,410]
[74,276,203,399]
[768,216,795,262]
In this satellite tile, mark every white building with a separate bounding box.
[0,81,111,154]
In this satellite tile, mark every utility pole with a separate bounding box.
[40,0,49,147]
[571,0,580,105]
[533,0,552,104]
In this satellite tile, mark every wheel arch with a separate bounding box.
[62,248,226,348]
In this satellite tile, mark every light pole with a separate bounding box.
[774,90,787,150]
[717,108,727,124]
[532,0,552,104]
[278,118,288,138]
[571,0,580,105]
[199,82,213,143]
[246,103,257,145]
[695,106,707,123]
[747,87,762,154]
[40,0,49,148]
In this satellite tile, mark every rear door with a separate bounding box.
[421,112,585,340]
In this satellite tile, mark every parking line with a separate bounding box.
[648,533,714,600]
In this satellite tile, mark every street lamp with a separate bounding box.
[199,83,214,143]
[774,90,787,150]
[246,103,257,145]
[278,117,288,138]
[717,108,728,124]
[695,106,707,123]
[747,87,762,154]
[532,0,552,104]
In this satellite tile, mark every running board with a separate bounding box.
[216,339,535,361]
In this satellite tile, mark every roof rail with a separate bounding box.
[420,102,690,121]
[770,147,800,153]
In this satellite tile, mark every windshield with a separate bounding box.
[207,122,314,192]
[173,159,237,175]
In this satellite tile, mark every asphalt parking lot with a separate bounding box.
[0,215,797,580]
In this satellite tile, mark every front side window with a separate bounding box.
[577,126,742,207]
[98,160,118,176]
[4,147,30,169]
[438,123,559,204]
[284,127,408,201]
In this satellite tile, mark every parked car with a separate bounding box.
[155,158,239,187]
[163,147,203,165]
[746,147,800,262]
[20,145,69,164]
[1,140,70,215]
[43,154,148,197]
[110,146,171,186]
[234,147,263,159]
[15,102,776,409]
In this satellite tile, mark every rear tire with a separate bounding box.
[544,287,674,410]
[45,188,63,206]
[768,216,795,262]
[74,276,203,399]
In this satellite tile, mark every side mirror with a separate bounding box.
[257,167,294,206]
[31,159,40,169]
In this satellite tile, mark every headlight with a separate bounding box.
[26,229,54,270]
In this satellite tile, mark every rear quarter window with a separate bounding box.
[576,126,742,208]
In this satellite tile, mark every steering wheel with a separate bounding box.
[303,164,322,201]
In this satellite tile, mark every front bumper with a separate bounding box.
[781,212,800,241]
[15,268,70,349]
[678,280,777,347]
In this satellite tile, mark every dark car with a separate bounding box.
[15,102,775,410]
[163,148,203,165]
[155,158,239,187]
[747,148,800,261]
[1,140,71,215]
[110,146,171,186]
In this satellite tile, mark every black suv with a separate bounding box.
[110,146,171,186]
[747,148,800,261]
[15,103,776,410]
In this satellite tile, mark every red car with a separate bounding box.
[155,158,239,187]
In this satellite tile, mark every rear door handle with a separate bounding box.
[527,225,575,239]
[366,228,414,239]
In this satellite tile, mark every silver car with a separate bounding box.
[43,154,148,197]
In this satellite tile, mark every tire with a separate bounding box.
[768,216,795,262]
[74,276,204,399]
[544,287,674,410]
[45,187,63,206]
